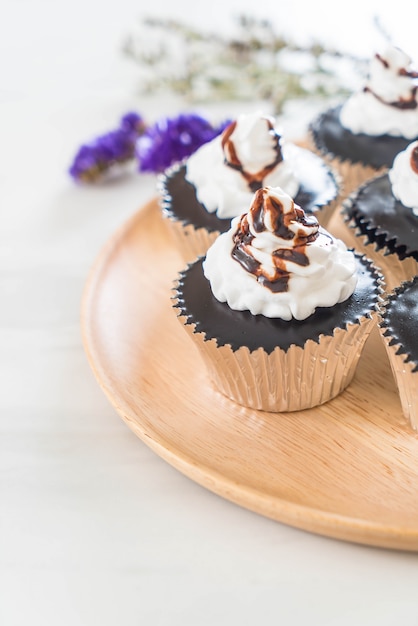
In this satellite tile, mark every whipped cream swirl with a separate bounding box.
[185,112,299,219]
[389,140,418,214]
[340,45,418,138]
[203,187,357,320]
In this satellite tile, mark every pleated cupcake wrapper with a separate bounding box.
[307,130,387,202]
[163,216,221,264]
[157,164,221,263]
[312,194,340,229]
[379,330,418,432]
[175,306,377,413]
[307,156,342,229]
[340,195,418,293]
[326,158,387,202]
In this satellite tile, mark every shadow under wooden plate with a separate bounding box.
[81,199,418,551]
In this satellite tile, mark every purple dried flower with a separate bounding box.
[69,111,145,183]
[120,111,146,135]
[136,113,231,173]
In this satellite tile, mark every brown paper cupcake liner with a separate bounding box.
[175,306,378,413]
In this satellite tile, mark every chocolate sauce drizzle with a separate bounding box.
[411,145,418,174]
[221,118,284,192]
[231,188,319,293]
[366,53,418,110]
[365,85,418,110]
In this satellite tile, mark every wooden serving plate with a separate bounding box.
[81,199,418,551]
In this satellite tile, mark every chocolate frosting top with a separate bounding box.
[380,276,418,371]
[160,147,338,233]
[343,173,418,260]
[310,105,415,168]
[174,255,380,353]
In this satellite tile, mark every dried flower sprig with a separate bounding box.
[69,112,146,183]
[69,112,228,183]
[136,113,230,173]
[123,15,366,114]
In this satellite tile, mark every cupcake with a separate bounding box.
[160,111,339,262]
[379,276,418,431]
[173,186,382,412]
[342,140,418,291]
[310,44,418,197]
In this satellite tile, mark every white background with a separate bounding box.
[1,1,418,624]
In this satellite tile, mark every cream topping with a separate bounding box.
[203,187,357,320]
[185,112,299,219]
[340,45,418,138]
[389,140,418,215]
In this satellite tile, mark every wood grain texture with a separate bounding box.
[81,199,418,551]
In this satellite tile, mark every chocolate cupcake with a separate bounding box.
[342,140,418,291]
[310,45,418,197]
[173,186,382,412]
[379,276,418,431]
[160,112,339,262]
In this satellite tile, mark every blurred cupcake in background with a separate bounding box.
[310,44,418,197]
[342,140,418,291]
[160,111,339,262]
[379,276,418,432]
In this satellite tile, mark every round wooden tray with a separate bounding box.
[81,199,418,551]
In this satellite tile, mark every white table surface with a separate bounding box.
[2,1,418,624]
